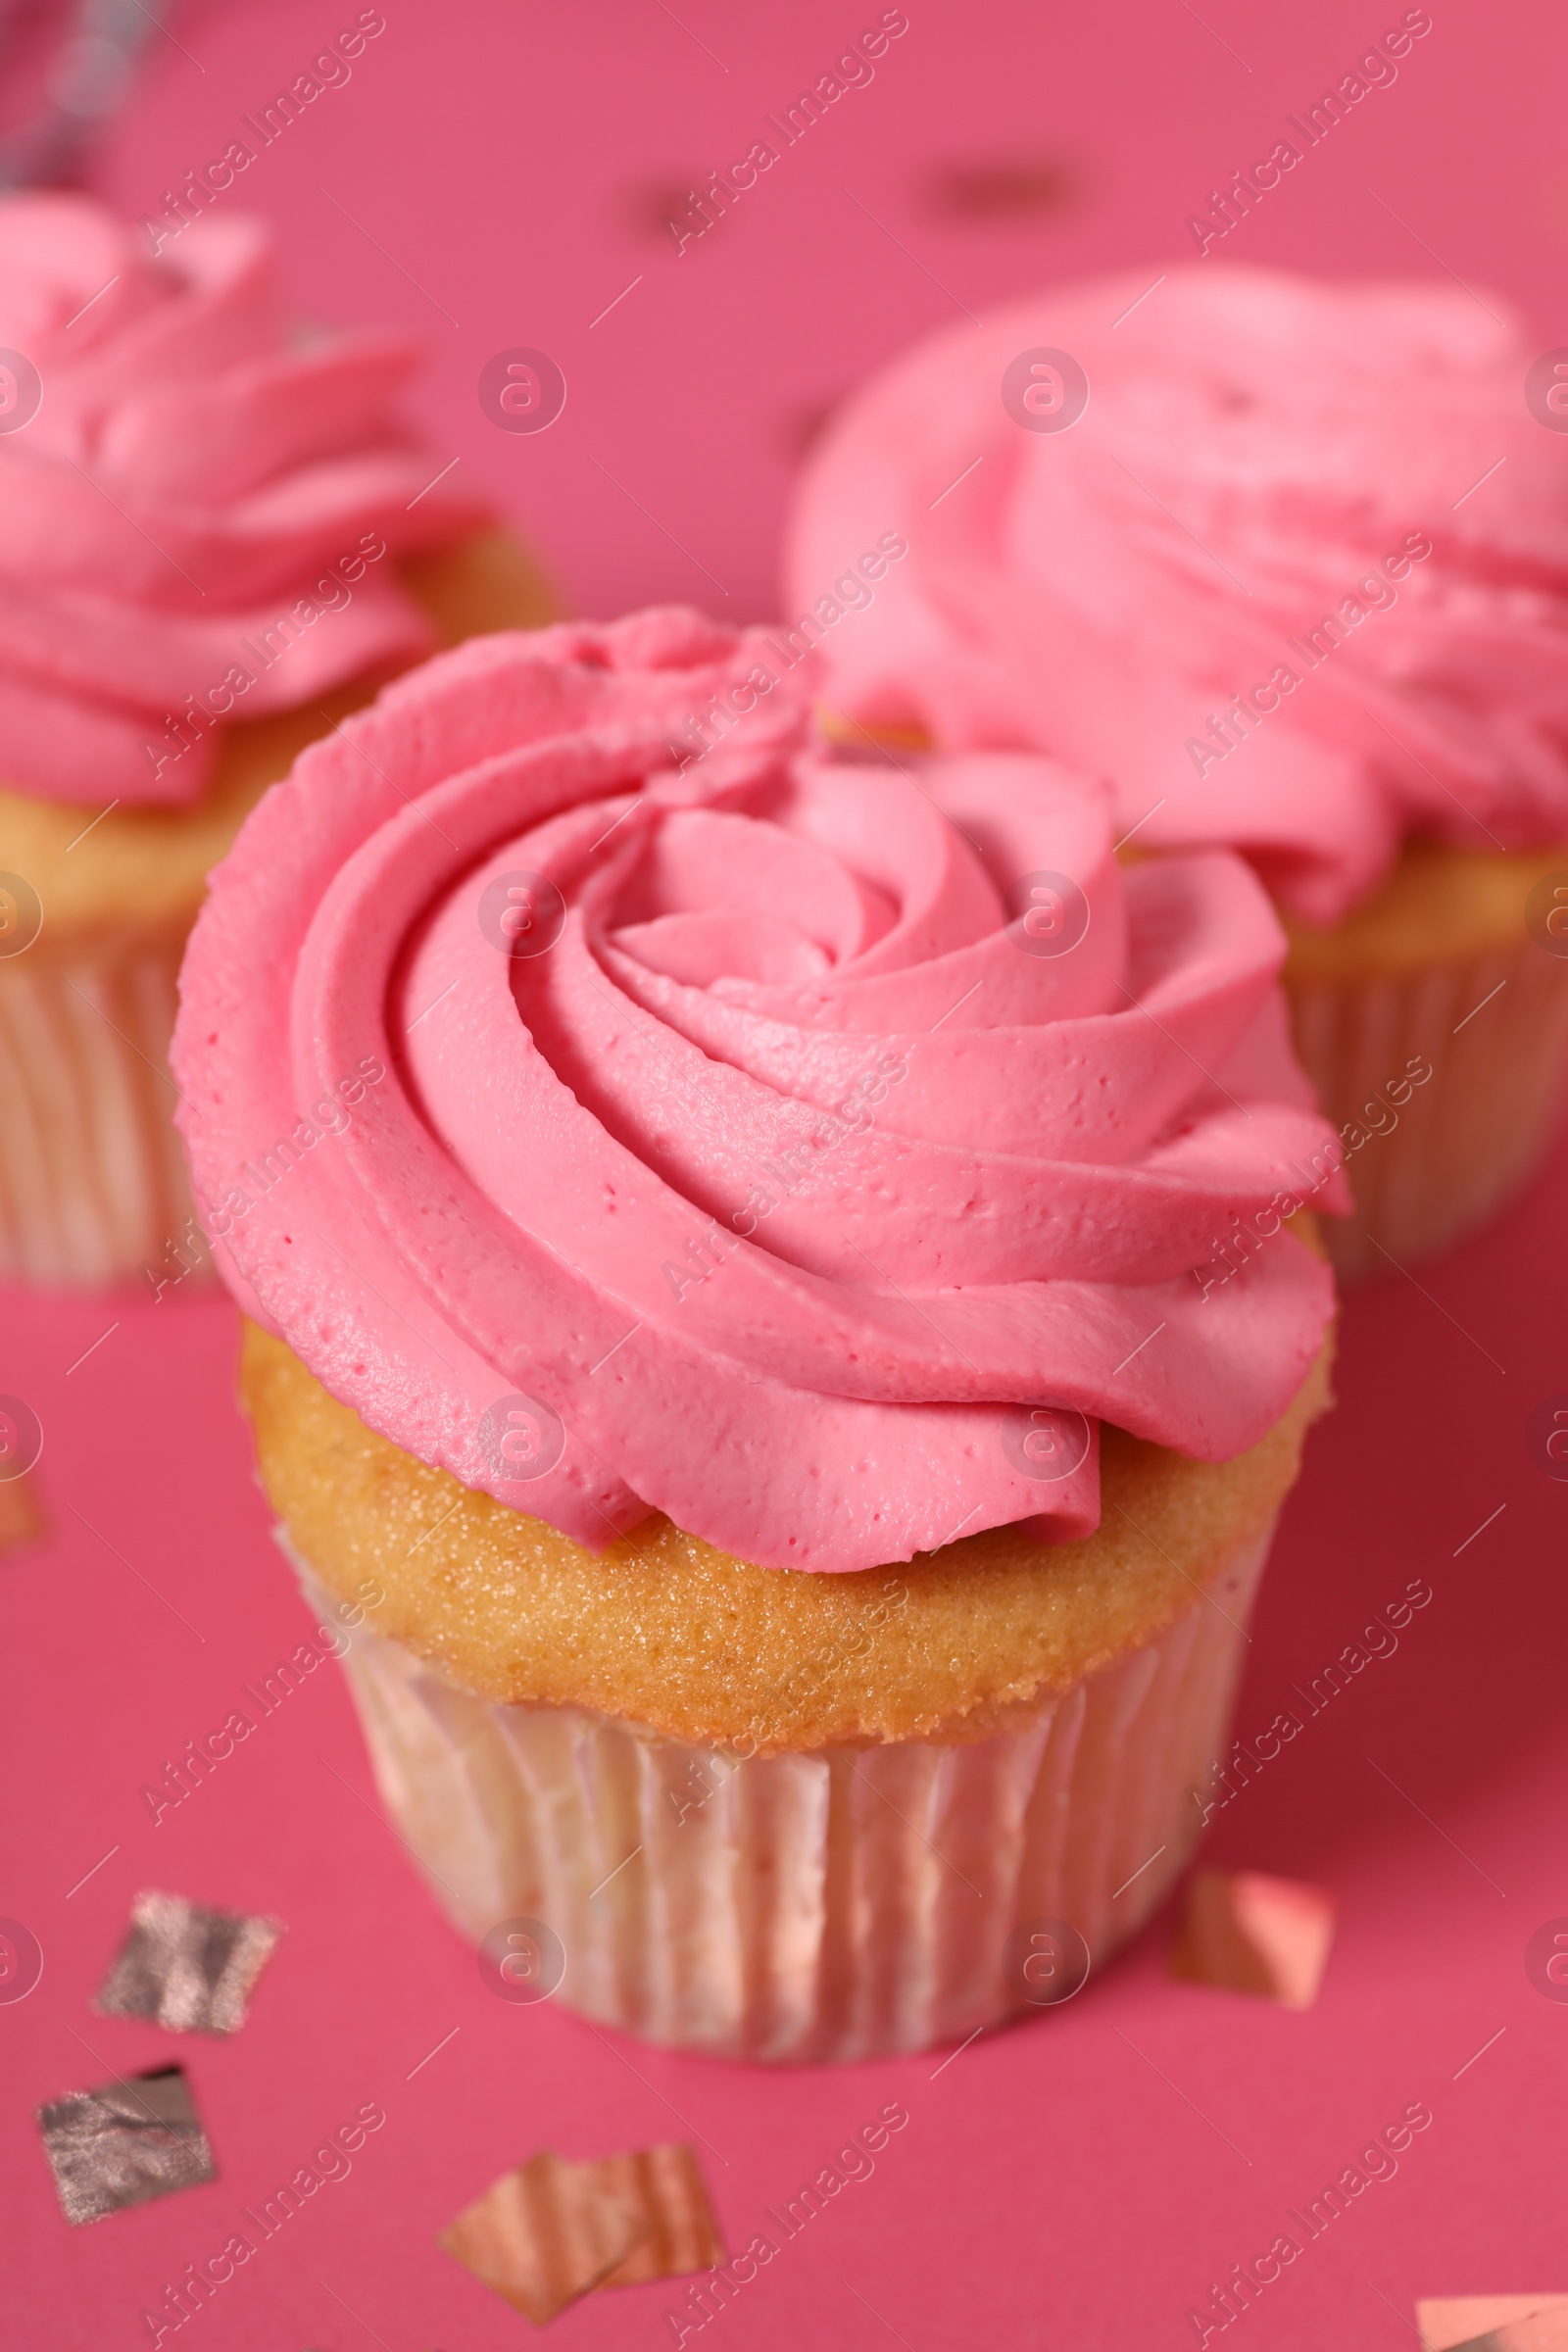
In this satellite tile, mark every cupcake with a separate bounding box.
[172,608,1344,2063]
[783,264,1568,1276]
[0,193,553,1288]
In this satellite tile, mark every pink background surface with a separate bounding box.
[5,0,1567,2343]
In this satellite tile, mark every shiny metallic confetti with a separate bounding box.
[0,1473,41,1551]
[441,2142,723,2325]
[0,0,172,191]
[0,1392,43,1552]
[593,2145,725,2289]
[37,2064,215,2226]
[778,397,840,459]
[922,152,1077,220]
[442,2149,642,2325]
[1419,2300,1568,2352]
[96,1891,284,2034]
[1169,1869,1337,2009]
[1462,2322,1568,2352]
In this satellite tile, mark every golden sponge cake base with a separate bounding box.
[1282,842,1568,1275]
[242,1319,1333,1752]
[0,528,558,940]
[0,529,556,1284]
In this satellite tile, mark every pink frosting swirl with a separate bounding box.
[0,192,484,807]
[172,608,1343,1573]
[785,263,1568,924]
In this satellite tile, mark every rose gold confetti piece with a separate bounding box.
[440,2149,646,2324]
[922,153,1077,220]
[595,2143,724,2287]
[1419,2300,1568,2352]
[1478,2317,1568,2352]
[0,1474,41,1552]
[1169,1870,1336,2009]
[629,180,705,237]
[779,398,839,460]
[441,2144,724,2324]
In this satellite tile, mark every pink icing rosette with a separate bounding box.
[173,609,1344,1573]
[0,192,484,806]
[785,263,1568,925]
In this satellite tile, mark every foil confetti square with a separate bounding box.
[95,1890,283,2034]
[922,152,1077,220]
[442,2149,642,2324]
[1169,1869,1337,2008]
[1419,2300,1568,2351]
[441,2142,723,2324]
[37,2063,216,2226]
[593,2144,725,2288]
[0,1472,41,1552]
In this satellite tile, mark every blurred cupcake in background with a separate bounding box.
[784,265,1568,1276]
[173,607,1345,2063]
[0,192,554,1288]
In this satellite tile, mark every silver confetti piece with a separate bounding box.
[37,2064,215,2227]
[96,1890,284,2034]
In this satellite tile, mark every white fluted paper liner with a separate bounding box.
[289,1516,1275,2063]
[0,925,208,1288]
[1288,938,1568,1280]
